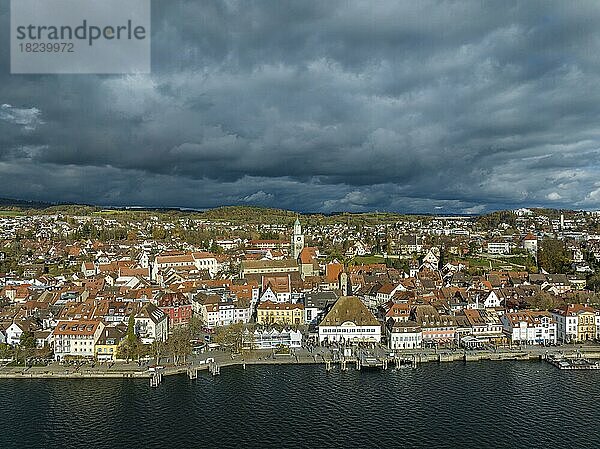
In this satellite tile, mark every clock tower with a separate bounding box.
[291,217,305,259]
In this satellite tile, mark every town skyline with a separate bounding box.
[1,204,599,364]
[2,184,600,446]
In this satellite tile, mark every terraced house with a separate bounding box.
[552,304,599,343]
[134,303,168,344]
[411,305,456,345]
[256,301,304,326]
[387,320,422,350]
[156,291,192,327]
[52,320,105,360]
[95,324,127,361]
[501,311,557,345]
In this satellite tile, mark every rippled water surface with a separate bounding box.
[1,361,599,448]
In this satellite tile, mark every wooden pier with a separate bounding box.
[359,354,386,369]
[545,355,600,370]
[321,353,396,372]
[395,356,417,369]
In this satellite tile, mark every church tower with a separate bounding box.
[291,217,305,259]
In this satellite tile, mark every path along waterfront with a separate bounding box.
[1,343,599,379]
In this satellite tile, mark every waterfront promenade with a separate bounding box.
[1,343,600,379]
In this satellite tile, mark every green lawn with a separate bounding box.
[461,256,529,271]
[351,255,387,265]
[0,210,25,217]
[458,257,504,270]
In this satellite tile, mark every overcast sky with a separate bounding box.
[2,0,600,213]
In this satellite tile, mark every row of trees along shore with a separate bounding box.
[117,316,268,366]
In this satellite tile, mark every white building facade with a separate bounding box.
[52,320,105,360]
[135,304,169,344]
[502,312,557,345]
[319,322,381,344]
[551,310,579,343]
[388,321,422,350]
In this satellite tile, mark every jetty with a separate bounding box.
[359,354,388,369]
[545,355,600,370]
[150,371,162,387]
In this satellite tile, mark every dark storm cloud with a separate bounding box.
[2,0,600,212]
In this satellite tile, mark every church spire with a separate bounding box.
[294,215,301,235]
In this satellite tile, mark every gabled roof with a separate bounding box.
[136,303,167,323]
[325,262,344,283]
[192,252,217,260]
[156,254,195,264]
[389,319,421,332]
[304,291,339,308]
[96,324,127,345]
[241,259,298,270]
[298,247,318,264]
[504,310,554,327]
[53,320,102,336]
[156,291,190,307]
[546,274,569,285]
[377,283,397,295]
[385,303,410,318]
[261,275,291,293]
[257,301,304,311]
[553,304,597,317]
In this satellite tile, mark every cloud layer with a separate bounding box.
[2,0,600,213]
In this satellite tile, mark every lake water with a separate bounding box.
[1,361,599,448]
